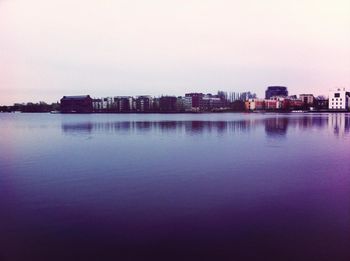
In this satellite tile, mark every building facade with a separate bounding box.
[185,93,204,111]
[299,94,315,105]
[245,99,265,111]
[265,86,288,99]
[113,96,133,112]
[60,95,93,113]
[176,96,192,112]
[135,96,152,112]
[159,96,177,112]
[329,88,350,110]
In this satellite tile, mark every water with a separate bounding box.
[0,113,350,261]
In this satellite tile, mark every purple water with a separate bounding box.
[0,113,349,260]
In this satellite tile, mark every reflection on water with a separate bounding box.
[61,113,350,138]
[328,113,350,136]
[1,113,350,261]
[62,120,254,135]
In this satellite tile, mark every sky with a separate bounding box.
[0,0,349,105]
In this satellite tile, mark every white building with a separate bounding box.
[101,97,113,110]
[329,88,350,110]
[92,98,103,111]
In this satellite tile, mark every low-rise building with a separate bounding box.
[288,99,304,110]
[60,95,93,113]
[199,94,224,111]
[245,99,265,111]
[265,99,278,110]
[315,96,328,110]
[300,94,315,105]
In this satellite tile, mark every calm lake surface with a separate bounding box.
[0,113,350,261]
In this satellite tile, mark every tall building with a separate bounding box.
[92,98,103,112]
[113,96,133,112]
[176,96,192,112]
[329,88,350,110]
[136,96,152,112]
[265,86,288,99]
[159,96,177,112]
[185,93,204,111]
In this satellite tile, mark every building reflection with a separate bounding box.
[264,117,289,137]
[328,113,350,137]
[61,114,350,137]
[61,120,255,135]
[62,122,93,134]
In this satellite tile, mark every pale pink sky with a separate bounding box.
[0,0,349,105]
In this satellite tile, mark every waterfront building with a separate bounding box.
[299,94,315,105]
[199,94,224,111]
[60,95,93,113]
[245,99,265,111]
[315,96,328,110]
[113,96,133,112]
[159,96,177,112]
[288,98,304,110]
[265,99,278,110]
[92,98,103,112]
[152,98,160,112]
[328,88,350,110]
[265,86,288,99]
[136,96,152,112]
[102,97,113,110]
[185,93,204,111]
[176,96,192,112]
[270,96,289,110]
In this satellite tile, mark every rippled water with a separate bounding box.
[0,113,350,261]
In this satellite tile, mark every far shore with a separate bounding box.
[1,110,350,114]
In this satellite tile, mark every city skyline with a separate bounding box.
[1,0,349,105]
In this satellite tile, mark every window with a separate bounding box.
[335,93,340,98]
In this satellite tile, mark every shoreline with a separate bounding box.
[1,110,350,114]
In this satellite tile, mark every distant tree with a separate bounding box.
[0,106,10,112]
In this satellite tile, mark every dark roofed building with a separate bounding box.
[60,95,93,113]
[265,86,288,99]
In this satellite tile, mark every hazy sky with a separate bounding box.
[0,0,349,105]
